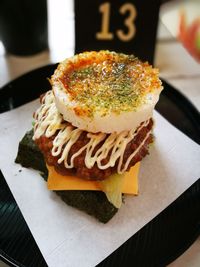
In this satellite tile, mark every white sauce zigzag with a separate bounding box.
[33,91,151,174]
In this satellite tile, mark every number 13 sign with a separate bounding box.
[75,0,160,63]
[96,2,136,42]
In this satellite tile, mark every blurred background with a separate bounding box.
[0,0,199,266]
[0,0,199,108]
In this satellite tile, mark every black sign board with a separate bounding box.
[75,0,161,63]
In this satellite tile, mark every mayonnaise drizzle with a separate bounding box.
[33,91,151,174]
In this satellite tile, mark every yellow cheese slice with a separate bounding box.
[47,162,140,195]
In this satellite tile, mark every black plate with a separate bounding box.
[0,65,200,267]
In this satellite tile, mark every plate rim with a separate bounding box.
[0,64,200,267]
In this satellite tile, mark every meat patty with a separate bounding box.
[35,119,153,180]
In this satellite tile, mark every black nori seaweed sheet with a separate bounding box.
[15,129,48,179]
[15,131,118,223]
[56,190,118,223]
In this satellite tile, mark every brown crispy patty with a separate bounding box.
[35,119,153,181]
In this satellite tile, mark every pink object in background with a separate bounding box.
[178,11,200,62]
[160,0,200,63]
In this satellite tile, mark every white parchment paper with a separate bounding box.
[0,100,200,267]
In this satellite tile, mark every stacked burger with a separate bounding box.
[17,51,163,222]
